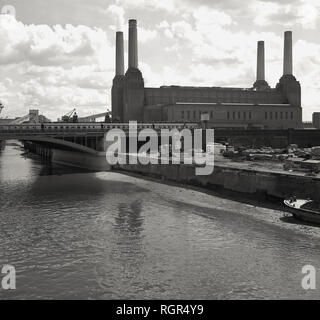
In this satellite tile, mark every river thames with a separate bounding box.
[1,143,320,299]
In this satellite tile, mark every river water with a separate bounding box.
[1,143,320,299]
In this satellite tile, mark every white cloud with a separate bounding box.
[252,0,320,30]
[138,27,158,43]
[1,0,320,122]
[106,4,126,30]
[294,39,320,119]
[0,15,113,120]
[298,1,319,29]
[193,6,234,27]
[115,0,179,14]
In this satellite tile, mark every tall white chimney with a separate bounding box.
[256,41,265,81]
[128,19,138,69]
[283,31,293,75]
[115,31,124,76]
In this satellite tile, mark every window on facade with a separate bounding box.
[199,111,201,119]
[187,111,190,119]
[265,112,267,119]
[286,112,288,119]
[280,112,283,119]
[270,112,272,119]
[233,111,235,119]
[193,110,196,119]
[249,111,252,119]
[291,112,293,119]
[238,111,241,119]
[243,112,246,119]
[181,111,184,119]
[275,112,278,119]
[210,111,213,119]
[227,111,230,119]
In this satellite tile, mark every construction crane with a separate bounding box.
[61,108,78,123]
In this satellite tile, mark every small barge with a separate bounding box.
[284,197,320,224]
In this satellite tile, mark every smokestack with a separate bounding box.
[115,32,124,76]
[283,31,293,75]
[128,19,138,69]
[253,40,269,90]
[256,41,265,81]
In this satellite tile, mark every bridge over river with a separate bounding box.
[0,122,198,152]
[0,122,198,169]
[2,122,320,169]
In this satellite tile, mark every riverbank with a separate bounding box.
[18,140,320,201]
[111,169,320,239]
[114,160,320,202]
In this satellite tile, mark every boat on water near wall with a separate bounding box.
[0,140,5,150]
[284,197,320,224]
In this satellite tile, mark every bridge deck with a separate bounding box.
[0,122,198,138]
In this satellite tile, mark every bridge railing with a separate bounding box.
[0,122,199,135]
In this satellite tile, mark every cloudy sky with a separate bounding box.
[0,0,319,120]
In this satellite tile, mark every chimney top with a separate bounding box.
[128,19,138,69]
[115,31,124,76]
[283,30,293,75]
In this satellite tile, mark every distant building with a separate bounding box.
[39,115,51,123]
[302,121,315,129]
[0,118,15,124]
[2,110,51,124]
[312,112,320,129]
[112,20,302,129]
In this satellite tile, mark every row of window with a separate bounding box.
[265,111,293,120]
[180,110,295,121]
[148,97,281,104]
[227,111,252,120]
[181,110,213,120]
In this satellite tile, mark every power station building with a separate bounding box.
[112,19,302,129]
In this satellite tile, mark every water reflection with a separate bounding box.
[112,200,145,285]
[1,145,320,299]
[116,200,144,234]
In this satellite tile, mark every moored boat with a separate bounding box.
[284,197,320,224]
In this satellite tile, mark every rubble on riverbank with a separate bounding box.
[221,144,320,175]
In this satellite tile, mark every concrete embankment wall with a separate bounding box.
[115,163,320,201]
